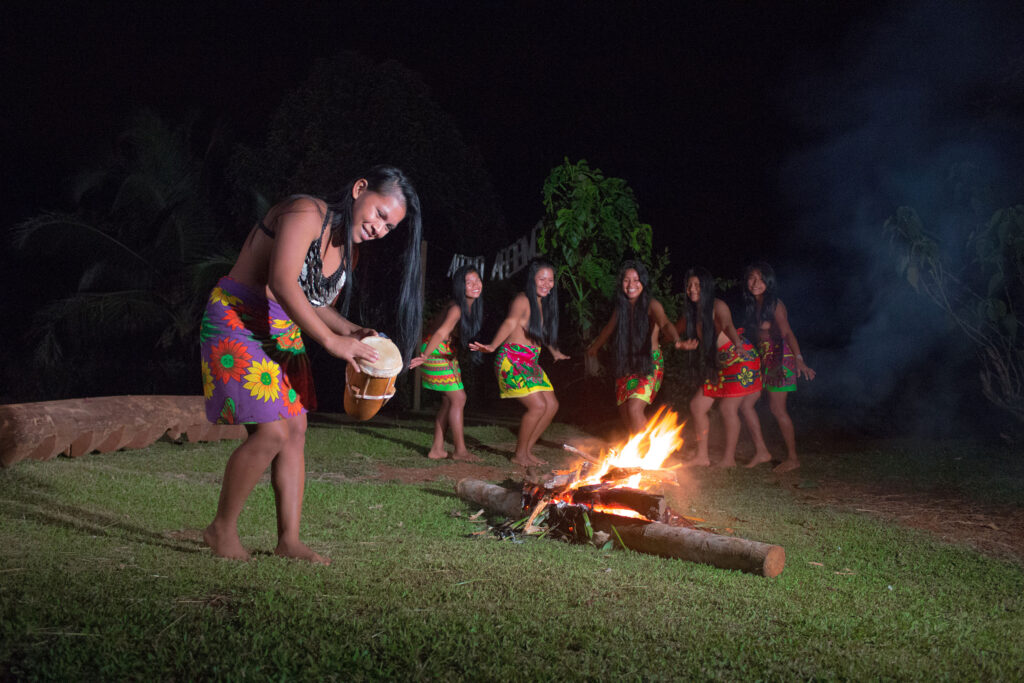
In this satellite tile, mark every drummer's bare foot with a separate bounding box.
[427,446,449,460]
[686,456,711,467]
[274,539,330,565]
[773,457,800,473]
[203,523,249,561]
[452,450,481,462]
[744,449,773,468]
[715,456,737,468]
[527,451,548,465]
[510,453,535,467]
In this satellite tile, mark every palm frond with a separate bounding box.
[13,211,152,268]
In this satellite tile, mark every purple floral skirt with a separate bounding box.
[199,277,316,424]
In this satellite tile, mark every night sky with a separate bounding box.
[4,1,881,262]
[5,0,1024,432]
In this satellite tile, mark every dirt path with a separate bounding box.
[783,474,1024,563]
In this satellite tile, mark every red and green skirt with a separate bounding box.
[703,336,762,398]
[615,349,664,406]
[758,337,797,392]
[200,276,315,424]
[419,338,464,391]
[495,342,552,398]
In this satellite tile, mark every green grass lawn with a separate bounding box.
[1,417,1022,680]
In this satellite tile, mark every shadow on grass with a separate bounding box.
[0,470,207,555]
[337,423,513,461]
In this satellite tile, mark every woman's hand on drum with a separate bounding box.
[354,328,378,340]
[468,341,493,353]
[324,334,380,366]
[675,338,699,351]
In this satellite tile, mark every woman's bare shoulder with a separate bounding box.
[267,196,326,230]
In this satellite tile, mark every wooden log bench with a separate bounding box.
[0,396,247,467]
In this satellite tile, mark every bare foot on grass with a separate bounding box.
[427,447,449,460]
[772,458,800,473]
[510,453,535,467]
[744,450,773,468]
[452,450,481,462]
[715,457,737,468]
[686,455,711,467]
[203,524,250,561]
[274,539,331,565]
[527,451,548,465]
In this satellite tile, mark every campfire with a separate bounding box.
[456,408,786,578]
[523,407,692,535]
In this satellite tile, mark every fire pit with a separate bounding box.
[456,408,785,578]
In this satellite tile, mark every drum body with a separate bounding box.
[343,336,403,421]
[343,365,398,420]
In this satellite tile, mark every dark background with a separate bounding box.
[4,0,1024,436]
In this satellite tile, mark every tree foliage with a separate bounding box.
[539,158,678,347]
[230,52,507,257]
[10,111,235,399]
[885,166,1024,425]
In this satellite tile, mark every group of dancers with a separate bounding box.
[413,257,815,474]
[199,166,814,563]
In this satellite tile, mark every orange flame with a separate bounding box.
[572,406,684,491]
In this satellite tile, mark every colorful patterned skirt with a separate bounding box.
[758,337,797,392]
[703,336,762,398]
[495,342,553,398]
[419,338,464,391]
[199,276,315,424]
[615,349,664,406]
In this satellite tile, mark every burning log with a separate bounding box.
[571,485,667,522]
[455,478,785,578]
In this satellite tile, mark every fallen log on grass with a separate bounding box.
[456,477,524,518]
[588,512,785,577]
[0,396,247,467]
[455,477,785,578]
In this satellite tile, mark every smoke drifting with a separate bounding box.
[773,1,1024,435]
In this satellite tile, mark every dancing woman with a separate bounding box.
[201,166,422,563]
[409,265,484,461]
[677,267,771,468]
[586,260,697,435]
[743,262,816,472]
[470,259,569,466]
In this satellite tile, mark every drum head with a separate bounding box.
[358,336,403,377]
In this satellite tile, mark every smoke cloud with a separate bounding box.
[773,1,1024,435]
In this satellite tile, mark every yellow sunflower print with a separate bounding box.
[201,360,215,399]
[244,358,281,402]
[210,287,242,307]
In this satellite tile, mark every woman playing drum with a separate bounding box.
[200,166,422,563]
[409,265,484,461]
[470,259,568,467]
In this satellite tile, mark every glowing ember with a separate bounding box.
[590,504,647,519]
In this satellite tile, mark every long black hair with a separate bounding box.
[684,266,718,382]
[524,258,559,347]
[742,261,778,332]
[325,165,422,362]
[614,260,652,377]
[451,265,484,364]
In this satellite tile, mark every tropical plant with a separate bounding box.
[539,158,678,348]
[885,181,1024,426]
[11,111,235,399]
